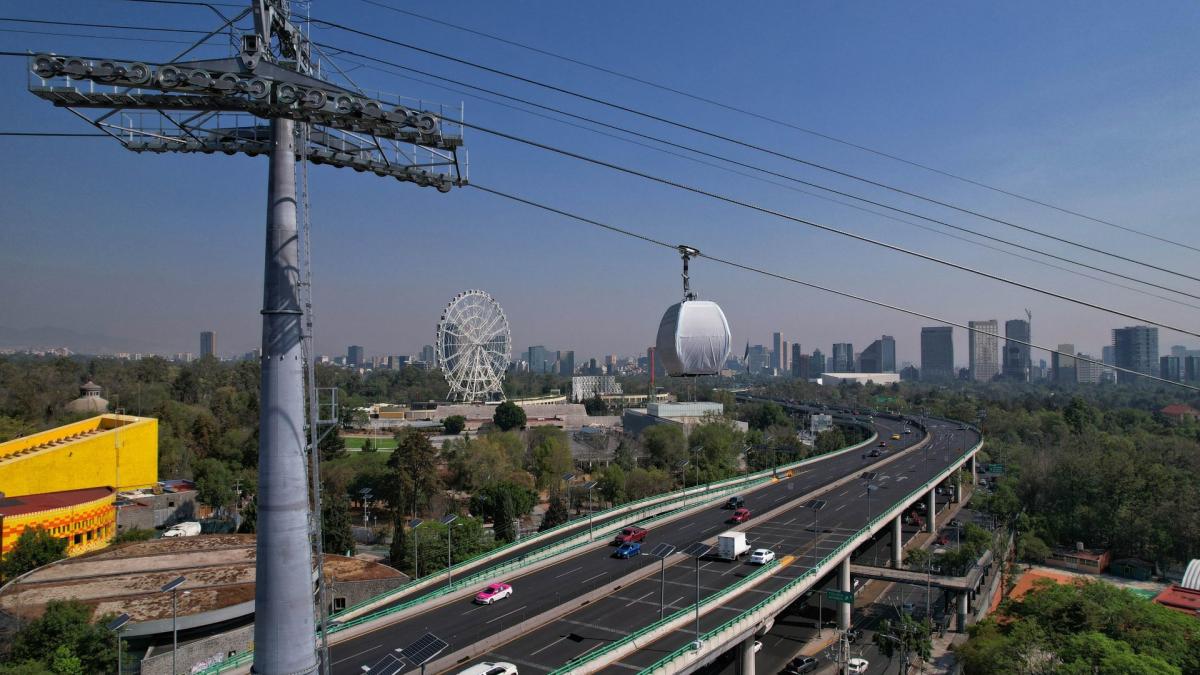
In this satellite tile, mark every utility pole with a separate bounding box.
[25,1,466,670]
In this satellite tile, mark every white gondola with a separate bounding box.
[654,246,732,377]
[655,300,732,376]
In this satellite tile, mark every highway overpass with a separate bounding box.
[328,408,979,675]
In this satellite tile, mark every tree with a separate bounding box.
[193,456,236,515]
[322,494,356,556]
[528,427,573,489]
[597,464,627,505]
[613,440,636,471]
[641,424,687,472]
[746,402,789,430]
[540,492,570,532]
[470,482,537,528]
[319,428,346,462]
[237,494,257,533]
[8,600,116,674]
[1,527,67,581]
[584,395,608,416]
[493,401,526,431]
[625,467,671,500]
[443,414,466,435]
[493,491,518,543]
[815,427,848,455]
[385,429,442,569]
[872,614,933,673]
[111,528,154,545]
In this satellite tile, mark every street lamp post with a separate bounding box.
[866,484,879,566]
[581,481,598,542]
[647,544,676,621]
[106,613,130,675]
[440,514,457,584]
[561,473,575,516]
[160,576,185,675]
[409,519,423,581]
[676,459,689,489]
[683,543,710,649]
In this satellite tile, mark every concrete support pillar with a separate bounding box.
[954,479,962,504]
[970,454,977,483]
[838,557,852,630]
[739,634,756,675]
[927,489,937,533]
[956,591,969,632]
[892,515,903,568]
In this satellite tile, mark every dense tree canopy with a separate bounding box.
[0,527,67,581]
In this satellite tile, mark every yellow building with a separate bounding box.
[0,414,158,558]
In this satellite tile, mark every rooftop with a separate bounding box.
[0,486,113,518]
[0,534,401,625]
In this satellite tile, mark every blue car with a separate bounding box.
[614,542,641,558]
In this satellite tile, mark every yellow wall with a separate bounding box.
[0,415,158,497]
[0,490,116,557]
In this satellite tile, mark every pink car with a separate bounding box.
[474,582,513,605]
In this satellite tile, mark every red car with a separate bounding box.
[612,526,648,545]
[728,508,751,524]
[936,533,950,545]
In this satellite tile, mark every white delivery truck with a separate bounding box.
[162,521,201,538]
[716,531,750,560]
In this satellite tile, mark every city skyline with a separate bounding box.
[3,3,1199,371]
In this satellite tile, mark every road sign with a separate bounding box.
[989,464,1005,474]
[824,589,854,604]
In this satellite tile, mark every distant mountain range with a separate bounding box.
[0,326,166,355]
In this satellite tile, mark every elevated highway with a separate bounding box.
[328,410,979,675]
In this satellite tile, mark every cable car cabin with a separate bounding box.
[655,300,732,377]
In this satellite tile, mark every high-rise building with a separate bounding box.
[780,340,789,373]
[1002,319,1031,381]
[1112,326,1158,384]
[772,333,783,372]
[200,331,217,359]
[386,355,409,370]
[860,335,896,373]
[346,345,364,367]
[1076,353,1103,384]
[420,344,435,365]
[1185,356,1200,383]
[747,345,770,374]
[559,350,575,376]
[1052,344,1076,385]
[810,349,826,376]
[1171,345,1188,358]
[1160,355,1183,382]
[968,320,1000,382]
[791,343,804,377]
[527,345,549,373]
[920,327,954,381]
[605,354,618,374]
[1102,346,1116,365]
[831,343,854,372]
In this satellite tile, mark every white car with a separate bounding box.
[748,548,775,565]
[847,657,869,674]
[457,663,518,675]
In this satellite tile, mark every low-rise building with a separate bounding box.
[1046,545,1111,575]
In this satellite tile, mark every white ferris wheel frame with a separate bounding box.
[435,289,512,402]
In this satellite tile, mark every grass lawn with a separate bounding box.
[343,436,398,450]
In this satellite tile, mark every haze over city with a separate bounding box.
[3,2,1200,363]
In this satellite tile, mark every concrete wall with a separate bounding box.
[141,624,254,675]
[117,490,198,532]
[0,414,158,495]
[326,576,406,614]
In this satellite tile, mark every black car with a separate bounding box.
[725,495,745,509]
[846,628,862,644]
[782,656,818,674]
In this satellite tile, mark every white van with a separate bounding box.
[457,662,518,675]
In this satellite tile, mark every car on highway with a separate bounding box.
[902,601,916,615]
[748,548,775,565]
[474,583,513,604]
[891,433,901,440]
[725,495,745,509]
[783,656,818,674]
[612,525,648,545]
[868,449,882,457]
[728,507,752,524]
[846,628,862,644]
[878,441,887,447]
[847,658,869,674]
[457,663,519,675]
[614,541,642,558]
[937,533,950,545]
[903,428,912,434]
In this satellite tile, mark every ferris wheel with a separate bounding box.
[436,290,512,401]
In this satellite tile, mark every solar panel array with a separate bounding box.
[401,633,448,666]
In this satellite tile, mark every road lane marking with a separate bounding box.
[553,565,583,579]
[834,504,847,511]
[331,644,385,665]
[485,604,528,624]
[623,590,654,608]
[580,571,606,585]
[529,636,568,657]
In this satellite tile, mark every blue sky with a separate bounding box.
[2,1,1199,365]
